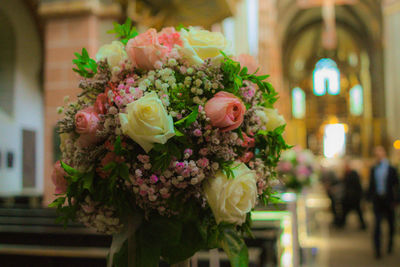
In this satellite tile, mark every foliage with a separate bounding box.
[72,48,98,78]
[107,18,138,45]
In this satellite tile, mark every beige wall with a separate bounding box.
[384,0,400,145]
[0,0,43,195]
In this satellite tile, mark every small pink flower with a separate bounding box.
[193,129,202,137]
[205,91,246,132]
[199,148,208,156]
[150,175,159,183]
[94,93,108,114]
[197,158,209,168]
[126,77,135,85]
[184,149,193,159]
[240,151,254,163]
[126,28,169,70]
[51,161,68,194]
[158,27,183,51]
[242,133,255,148]
[133,88,143,99]
[175,162,185,172]
[137,154,150,164]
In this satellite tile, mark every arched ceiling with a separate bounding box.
[277,0,382,45]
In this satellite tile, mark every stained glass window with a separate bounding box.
[313,58,340,96]
[292,87,306,119]
[349,84,363,116]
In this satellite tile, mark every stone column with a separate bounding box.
[383,0,400,146]
[39,0,120,205]
[258,0,290,121]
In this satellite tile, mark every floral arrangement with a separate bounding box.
[50,20,289,267]
[277,146,316,191]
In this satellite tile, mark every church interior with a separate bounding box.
[1,0,400,266]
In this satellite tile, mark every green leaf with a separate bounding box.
[118,163,130,181]
[60,161,79,177]
[274,124,286,135]
[174,106,199,127]
[174,127,184,136]
[107,18,138,45]
[103,162,117,171]
[175,23,188,31]
[161,222,206,264]
[111,240,129,267]
[219,226,249,267]
[83,171,94,192]
[72,48,98,78]
[48,197,65,208]
[114,136,122,155]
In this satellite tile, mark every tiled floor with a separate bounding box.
[316,209,400,267]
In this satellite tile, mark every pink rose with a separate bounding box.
[75,107,102,147]
[205,91,246,132]
[126,28,169,70]
[75,107,100,135]
[51,161,68,194]
[158,27,183,51]
[237,54,259,74]
[94,93,108,114]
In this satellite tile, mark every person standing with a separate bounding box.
[341,160,366,229]
[368,146,399,259]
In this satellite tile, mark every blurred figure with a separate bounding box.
[368,146,399,259]
[340,159,366,229]
[320,167,341,226]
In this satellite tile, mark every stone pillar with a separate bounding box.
[258,0,290,120]
[383,0,400,146]
[39,0,120,205]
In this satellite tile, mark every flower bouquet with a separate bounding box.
[50,20,289,267]
[277,146,316,192]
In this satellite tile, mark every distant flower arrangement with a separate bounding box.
[50,20,289,267]
[278,146,316,191]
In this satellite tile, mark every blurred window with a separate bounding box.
[313,58,340,96]
[246,0,259,56]
[349,84,363,116]
[292,87,306,119]
[323,123,346,158]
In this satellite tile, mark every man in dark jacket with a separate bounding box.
[341,160,366,229]
[368,146,399,258]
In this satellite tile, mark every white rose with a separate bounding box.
[178,27,232,65]
[256,107,285,131]
[119,92,175,153]
[96,41,127,69]
[204,163,257,225]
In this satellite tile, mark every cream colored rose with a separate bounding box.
[178,27,232,65]
[256,107,285,131]
[119,92,175,153]
[96,41,127,69]
[204,163,257,225]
